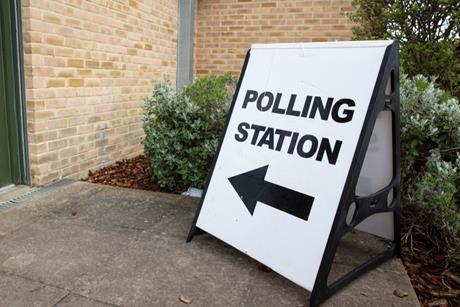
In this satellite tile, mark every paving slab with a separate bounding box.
[0,182,419,306]
[0,218,138,290]
[0,271,68,307]
[55,294,115,307]
[0,182,103,237]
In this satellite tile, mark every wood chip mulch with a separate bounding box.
[84,155,459,306]
[84,155,160,191]
[402,241,460,307]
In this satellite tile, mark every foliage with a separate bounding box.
[349,0,460,96]
[142,74,237,191]
[400,75,460,266]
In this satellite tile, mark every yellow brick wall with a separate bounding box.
[194,0,354,76]
[22,0,177,185]
[21,0,354,186]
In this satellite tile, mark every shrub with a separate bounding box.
[142,74,237,191]
[400,75,460,185]
[349,0,460,266]
[400,74,460,266]
[349,0,460,96]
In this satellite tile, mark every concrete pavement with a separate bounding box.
[0,181,419,306]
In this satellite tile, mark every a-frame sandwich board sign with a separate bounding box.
[187,40,401,306]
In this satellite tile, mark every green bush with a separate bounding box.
[400,74,460,265]
[348,0,460,267]
[142,74,237,191]
[349,0,460,96]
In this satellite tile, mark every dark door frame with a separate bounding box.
[0,0,29,185]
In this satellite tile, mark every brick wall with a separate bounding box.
[22,0,177,185]
[21,0,354,186]
[194,0,354,76]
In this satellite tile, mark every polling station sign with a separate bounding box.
[188,41,401,306]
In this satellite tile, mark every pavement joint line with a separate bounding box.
[50,212,158,233]
[22,217,146,276]
[238,269,268,305]
[51,292,71,307]
[0,211,62,244]
[64,292,122,307]
[0,269,67,291]
[0,269,121,307]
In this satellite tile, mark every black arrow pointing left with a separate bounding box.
[228,165,315,221]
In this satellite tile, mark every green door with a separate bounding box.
[0,0,29,187]
[0,41,14,187]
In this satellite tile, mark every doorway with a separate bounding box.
[0,0,29,187]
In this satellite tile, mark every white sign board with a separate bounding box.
[191,41,395,291]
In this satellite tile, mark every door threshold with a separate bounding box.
[0,184,15,192]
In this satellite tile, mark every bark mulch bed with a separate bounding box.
[85,155,459,306]
[402,242,459,307]
[85,155,160,192]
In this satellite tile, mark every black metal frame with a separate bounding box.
[187,42,401,307]
[309,41,401,307]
